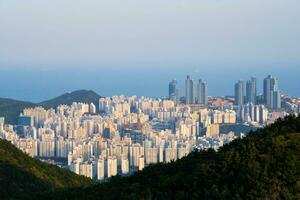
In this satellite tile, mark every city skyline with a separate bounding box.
[0,70,298,183]
[0,0,300,102]
[0,67,299,102]
[1,80,297,180]
[0,0,299,198]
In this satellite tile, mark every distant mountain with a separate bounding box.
[39,89,101,109]
[43,116,300,200]
[0,139,93,199]
[0,90,101,124]
[0,98,36,125]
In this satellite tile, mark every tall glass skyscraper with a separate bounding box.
[185,76,207,105]
[263,75,281,109]
[246,77,257,105]
[234,80,244,106]
[196,79,208,105]
[185,75,194,104]
[169,80,179,104]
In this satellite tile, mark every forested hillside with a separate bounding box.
[1,116,299,199]
[0,139,93,199]
[43,115,300,200]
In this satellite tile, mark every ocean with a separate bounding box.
[0,66,299,102]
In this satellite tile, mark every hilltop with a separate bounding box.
[0,90,101,124]
[39,90,100,109]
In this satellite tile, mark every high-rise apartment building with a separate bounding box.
[121,157,129,174]
[234,80,244,106]
[185,75,194,104]
[106,156,117,178]
[97,158,105,180]
[246,77,257,104]
[259,105,269,124]
[185,76,207,105]
[263,75,281,109]
[89,103,96,114]
[169,80,179,104]
[196,79,208,105]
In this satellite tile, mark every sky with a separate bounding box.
[0,0,299,102]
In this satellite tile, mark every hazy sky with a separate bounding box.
[0,0,299,101]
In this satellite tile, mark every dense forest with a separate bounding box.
[0,115,299,199]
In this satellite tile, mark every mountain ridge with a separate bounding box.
[0,90,101,124]
[39,89,101,109]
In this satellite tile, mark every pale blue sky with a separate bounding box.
[0,0,299,68]
[0,0,299,101]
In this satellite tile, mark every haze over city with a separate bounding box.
[0,0,300,101]
[0,1,300,199]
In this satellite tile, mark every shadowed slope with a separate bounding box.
[44,116,300,200]
[0,139,94,199]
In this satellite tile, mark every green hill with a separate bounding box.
[0,98,36,125]
[1,116,299,199]
[0,139,94,199]
[0,90,101,124]
[44,115,300,200]
[39,90,100,109]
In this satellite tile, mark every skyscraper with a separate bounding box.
[273,90,281,110]
[196,79,208,105]
[185,76,208,105]
[234,80,244,106]
[246,77,257,104]
[185,76,195,104]
[263,75,281,109]
[169,80,179,104]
